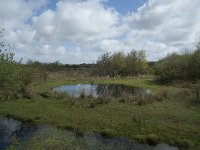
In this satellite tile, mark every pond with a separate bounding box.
[0,117,179,150]
[53,84,151,98]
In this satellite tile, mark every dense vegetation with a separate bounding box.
[94,51,149,77]
[0,30,47,100]
[152,43,200,103]
[0,51,46,100]
[154,42,200,83]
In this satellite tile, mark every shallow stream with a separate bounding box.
[0,117,179,150]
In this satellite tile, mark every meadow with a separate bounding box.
[0,70,200,150]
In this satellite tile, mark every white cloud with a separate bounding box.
[33,0,124,43]
[1,0,200,63]
[0,0,47,29]
[93,39,129,53]
[122,0,200,60]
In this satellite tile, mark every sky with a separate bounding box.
[0,0,200,64]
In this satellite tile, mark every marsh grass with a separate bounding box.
[82,97,111,109]
[48,70,93,83]
[116,91,154,105]
[87,93,94,99]
[134,134,161,146]
[78,91,96,99]
[1,72,200,149]
[39,90,69,100]
[1,94,199,150]
[136,93,154,105]
[153,88,171,102]
[21,85,37,99]
[79,91,86,99]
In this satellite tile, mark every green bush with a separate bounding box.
[0,30,47,100]
[154,42,200,83]
[0,61,22,100]
[94,50,149,77]
[0,53,47,100]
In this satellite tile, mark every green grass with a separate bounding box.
[1,74,200,149]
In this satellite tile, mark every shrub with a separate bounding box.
[93,50,149,77]
[0,50,22,100]
[154,42,200,83]
[0,30,47,100]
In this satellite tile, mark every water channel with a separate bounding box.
[0,117,179,150]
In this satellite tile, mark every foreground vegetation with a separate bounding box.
[0,73,200,150]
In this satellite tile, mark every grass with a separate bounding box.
[36,73,160,93]
[1,72,200,149]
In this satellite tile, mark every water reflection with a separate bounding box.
[0,117,179,150]
[0,117,36,150]
[53,84,149,98]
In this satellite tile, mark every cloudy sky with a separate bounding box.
[1,0,200,64]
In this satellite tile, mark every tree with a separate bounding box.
[109,52,125,77]
[95,52,112,76]
[0,29,22,100]
[125,50,148,76]
[94,50,148,77]
[154,41,200,83]
[0,29,46,100]
[189,43,200,80]
[154,53,186,83]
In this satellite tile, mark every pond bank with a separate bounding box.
[0,117,179,150]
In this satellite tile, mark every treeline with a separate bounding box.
[93,43,200,83]
[93,50,149,77]
[27,60,95,72]
[154,42,200,83]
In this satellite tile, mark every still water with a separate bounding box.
[0,117,179,150]
[53,84,151,98]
